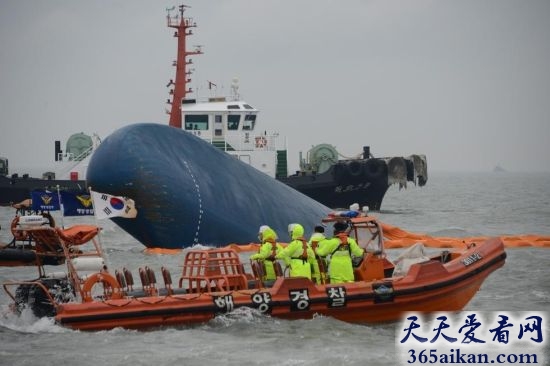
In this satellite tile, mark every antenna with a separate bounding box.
[165,6,176,15]
[231,77,240,101]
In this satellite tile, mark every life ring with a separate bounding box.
[255,136,267,148]
[81,272,122,302]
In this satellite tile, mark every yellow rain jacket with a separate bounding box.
[250,227,285,280]
[276,224,316,280]
[316,234,364,283]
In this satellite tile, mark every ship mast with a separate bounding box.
[166,5,203,129]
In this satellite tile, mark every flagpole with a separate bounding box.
[57,185,65,229]
[89,186,111,271]
[89,188,138,272]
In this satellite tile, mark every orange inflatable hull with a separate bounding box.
[55,237,505,331]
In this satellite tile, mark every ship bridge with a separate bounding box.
[180,98,286,178]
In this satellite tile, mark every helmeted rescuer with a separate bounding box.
[309,225,326,251]
[309,225,327,284]
[316,221,364,283]
[276,223,316,279]
[250,225,285,281]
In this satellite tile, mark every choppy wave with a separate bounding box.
[0,307,64,334]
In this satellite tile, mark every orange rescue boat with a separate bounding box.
[0,212,64,267]
[3,215,506,331]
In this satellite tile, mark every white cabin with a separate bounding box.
[181,97,287,178]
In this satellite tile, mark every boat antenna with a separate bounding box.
[166,4,203,128]
[230,77,240,101]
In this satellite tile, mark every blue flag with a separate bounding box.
[60,191,95,216]
[31,190,60,211]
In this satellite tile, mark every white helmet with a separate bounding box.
[258,225,270,235]
[258,225,270,242]
[288,223,297,238]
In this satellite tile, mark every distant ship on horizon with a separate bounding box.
[493,164,507,173]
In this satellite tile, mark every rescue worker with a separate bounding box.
[309,225,327,284]
[276,223,316,280]
[316,221,364,284]
[309,225,326,252]
[250,225,285,281]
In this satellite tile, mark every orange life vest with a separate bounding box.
[311,240,320,251]
[333,233,351,255]
[266,238,277,261]
[291,237,309,261]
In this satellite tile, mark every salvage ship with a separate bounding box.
[0,134,98,206]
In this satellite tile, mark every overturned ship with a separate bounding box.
[86,123,331,249]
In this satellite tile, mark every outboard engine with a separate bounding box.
[14,277,74,317]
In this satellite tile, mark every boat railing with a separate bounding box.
[43,224,111,301]
[197,132,285,153]
[56,144,94,163]
[53,145,94,180]
[179,249,249,293]
[2,280,57,306]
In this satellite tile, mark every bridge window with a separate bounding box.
[242,114,256,130]
[228,115,240,130]
[227,105,240,109]
[184,114,209,130]
[243,104,254,110]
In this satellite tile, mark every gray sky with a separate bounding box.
[1,0,549,175]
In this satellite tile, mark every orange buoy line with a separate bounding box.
[143,222,550,254]
[380,222,550,249]
[143,247,184,255]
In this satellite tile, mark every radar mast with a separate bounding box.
[166,4,203,128]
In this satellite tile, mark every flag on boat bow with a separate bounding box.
[31,190,61,211]
[60,191,94,216]
[90,190,137,219]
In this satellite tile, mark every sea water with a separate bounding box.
[0,171,549,366]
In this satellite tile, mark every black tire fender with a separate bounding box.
[363,159,386,180]
[346,161,363,177]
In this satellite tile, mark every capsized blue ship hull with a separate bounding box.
[86,123,332,249]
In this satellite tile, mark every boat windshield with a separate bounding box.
[355,226,383,253]
[228,115,240,130]
[184,115,209,130]
[242,114,256,130]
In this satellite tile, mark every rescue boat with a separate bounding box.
[0,202,63,267]
[3,214,506,331]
